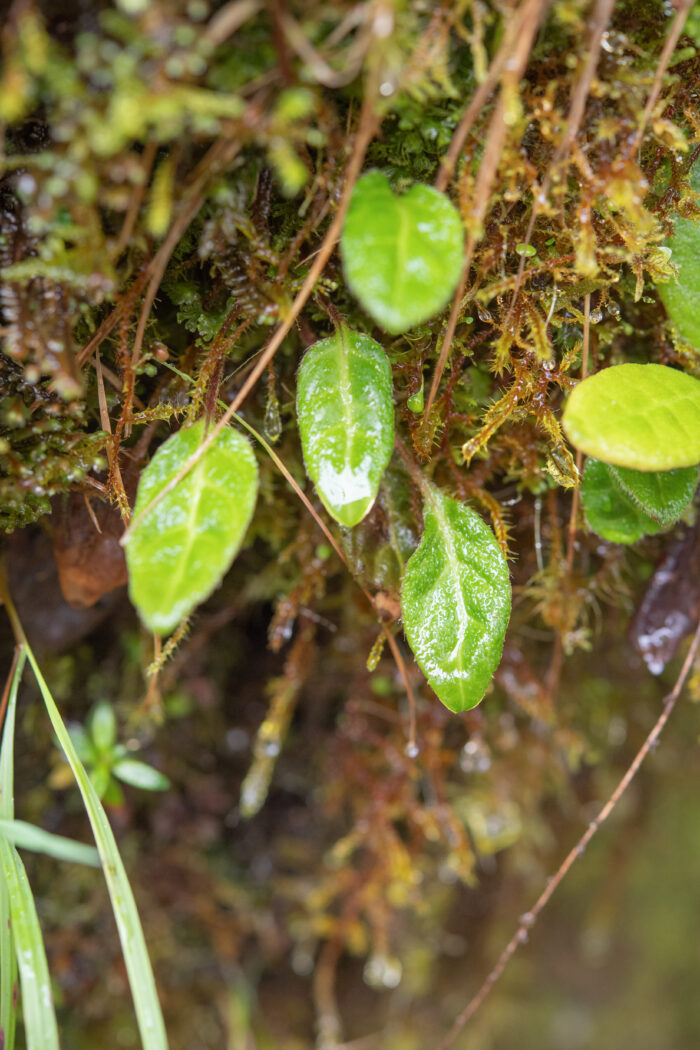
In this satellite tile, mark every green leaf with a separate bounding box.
[296,327,394,527]
[340,172,464,334]
[19,641,170,1050]
[125,419,259,635]
[581,459,664,544]
[88,701,117,753]
[610,462,698,526]
[657,162,700,349]
[0,838,59,1050]
[562,363,700,470]
[0,819,99,867]
[113,760,170,792]
[401,487,511,713]
[0,649,25,1050]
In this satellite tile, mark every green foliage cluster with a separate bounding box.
[2,0,700,1046]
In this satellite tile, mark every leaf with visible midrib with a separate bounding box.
[341,172,464,334]
[581,458,698,543]
[296,327,394,527]
[562,363,700,470]
[125,419,258,634]
[611,462,698,526]
[401,487,511,713]
[581,459,664,544]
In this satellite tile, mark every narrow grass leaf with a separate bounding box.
[0,647,26,1050]
[0,838,59,1050]
[0,819,99,868]
[19,640,169,1050]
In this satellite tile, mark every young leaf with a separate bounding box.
[125,419,258,634]
[113,759,171,792]
[581,459,664,544]
[401,487,511,713]
[88,700,117,753]
[296,327,394,527]
[610,462,698,526]
[562,363,700,470]
[340,172,464,334]
[657,161,700,349]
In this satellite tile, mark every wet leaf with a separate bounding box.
[562,363,700,470]
[341,172,464,334]
[126,419,258,634]
[581,459,664,544]
[401,487,511,713]
[657,161,700,349]
[611,462,698,526]
[296,327,394,527]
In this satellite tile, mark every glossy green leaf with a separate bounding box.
[581,459,664,544]
[401,487,511,713]
[0,839,59,1050]
[126,419,259,634]
[113,759,171,792]
[341,172,464,334]
[0,818,99,867]
[296,327,394,527]
[562,363,700,470]
[611,462,698,526]
[657,161,700,349]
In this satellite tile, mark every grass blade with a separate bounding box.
[0,819,99,868]
[0,837,60,1050]
[0,593,169,1050]
[1,646,27,1050]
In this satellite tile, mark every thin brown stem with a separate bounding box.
[438,617,700,1050]
[124,86,379,539]
[565,292,590,574]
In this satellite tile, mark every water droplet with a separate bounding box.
[404,741,419,759]
[460,737,491,773]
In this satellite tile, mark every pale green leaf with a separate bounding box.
[401,487,511,713]
[297,327,394,527]
[88,700,116,753]
[657,161,700,349]
[562,363,700,470]
[0,838,59,1050]
[341,172,464,334]
[0,819,99,867]
[125,419,259,634]
[610,463,698,526]
[113,760,170,792]
[581,459,663,544]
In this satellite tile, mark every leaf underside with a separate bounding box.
[297,327,394,527]
[401,488,511,713]
[581,458,697,543]
[126,419,259,634]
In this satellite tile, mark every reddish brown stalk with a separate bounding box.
[438,618,700,1050]
[0,645,22,738]
[426,0,547,418]
[507,0,616,311]
[565,292,590,574]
